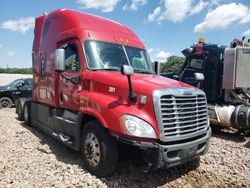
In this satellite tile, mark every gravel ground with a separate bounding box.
[0,108,249,188]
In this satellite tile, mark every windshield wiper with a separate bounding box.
[92,68,119,71]
[134,70,154,74]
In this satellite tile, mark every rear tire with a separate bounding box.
[16,100,24,121]
[0,97,12,108]
[23,101,31,126]
[81,121,118,177]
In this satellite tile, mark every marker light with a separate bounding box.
[195,44,203,53]
[199,37,205,44]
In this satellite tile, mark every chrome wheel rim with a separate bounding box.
[24,105,28,122]
[84,133,100,167]
[1,99,9,107]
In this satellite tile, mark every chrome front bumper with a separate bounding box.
[116,127,211,169]
[156,127,211,168]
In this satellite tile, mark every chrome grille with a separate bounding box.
[153,88,208,142]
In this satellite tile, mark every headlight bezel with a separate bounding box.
[120,114,157,139]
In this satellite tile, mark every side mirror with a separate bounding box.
[154,61,161,75]
[16,81,24,88]
[55,49,65,71]
[194,73,204,81]
[120,65,137,102]
[121,65,134,76]
[70,76,79,84]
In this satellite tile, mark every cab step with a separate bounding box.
[52,132,72,145]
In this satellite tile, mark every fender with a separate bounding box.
[79,106,109,128]
[78,93,159,139]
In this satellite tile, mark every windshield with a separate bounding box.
[7,79,22,87]
[84,40,154,74]
[187,58,203,70]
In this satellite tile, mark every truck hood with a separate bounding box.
[0,86,8,91]
[88,71,193,97]
[132,73,190,89]
[81,71,197,137]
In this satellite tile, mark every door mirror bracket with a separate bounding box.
[121,65,137,102]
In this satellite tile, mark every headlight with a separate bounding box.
[120,114,156,139]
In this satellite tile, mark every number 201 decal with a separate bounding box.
[108,86,116,93]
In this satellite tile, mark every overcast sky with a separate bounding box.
[0,0,249,68]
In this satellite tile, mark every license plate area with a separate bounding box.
[181,145,198,158]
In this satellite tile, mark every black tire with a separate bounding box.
[81,121,118,177]
[23,101,31,126]
[0,97,12,109]
[16,100,24,121]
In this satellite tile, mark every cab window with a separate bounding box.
[188,58,203,70]
[65,44,80,72]
[24,79,32,87]
[13,80,23,88]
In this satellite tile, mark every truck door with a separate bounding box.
[10,79,24,102]
[18,79,33,98]
[58,39,81,111]
[180,56,204,87]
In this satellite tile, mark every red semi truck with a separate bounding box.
[16,9,211,177]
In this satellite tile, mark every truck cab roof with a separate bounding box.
[33,9,144,53]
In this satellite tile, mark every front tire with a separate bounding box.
[81,121,118,177]
[0,97,12,108]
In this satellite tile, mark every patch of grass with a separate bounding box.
[0,68,32,74]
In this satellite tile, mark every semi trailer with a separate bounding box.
[161,37,250,131]
[16,9,211,177]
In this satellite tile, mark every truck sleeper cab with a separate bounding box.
[16,9,211,177]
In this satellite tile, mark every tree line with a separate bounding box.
[0,55,185,75]
[0,68,32,74]
[160,55,185,74]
